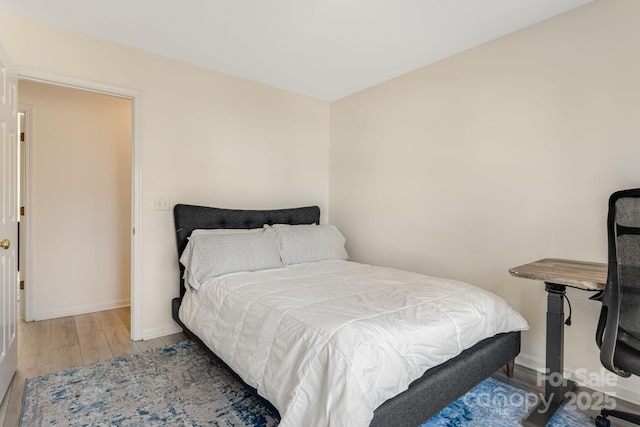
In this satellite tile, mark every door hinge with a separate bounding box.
[20,206,24,216]
[20,280,24,290]
[20,132,25,142]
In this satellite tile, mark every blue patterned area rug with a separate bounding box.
[21,340,593,426]
[420,377,592,427]
[21,340,279,426]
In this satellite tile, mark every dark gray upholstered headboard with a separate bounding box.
[174,204,321,297]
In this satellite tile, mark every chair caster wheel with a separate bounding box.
[595,415,610,427]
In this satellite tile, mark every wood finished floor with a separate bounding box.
[3,310,640,426]
[0,307,187,427]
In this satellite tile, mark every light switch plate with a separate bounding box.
[155,196,171,211]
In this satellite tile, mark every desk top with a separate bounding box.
[509,258,607,291]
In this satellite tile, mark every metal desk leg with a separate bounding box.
[524,282,576,427]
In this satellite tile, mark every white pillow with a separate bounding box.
[273,224,349,265]
[180,227,282,290]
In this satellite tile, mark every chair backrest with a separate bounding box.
[597,188,640,377]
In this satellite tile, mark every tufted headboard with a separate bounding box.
[173,204,321,297]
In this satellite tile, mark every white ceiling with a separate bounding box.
[0,0,593,101]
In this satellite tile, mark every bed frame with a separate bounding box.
[171,203,521,427]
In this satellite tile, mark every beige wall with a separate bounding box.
[3,0,640,405]
[19,80,132,318]
[0,12,331,338]
[330,0,640,402]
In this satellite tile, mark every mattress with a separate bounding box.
[179,259,528,427]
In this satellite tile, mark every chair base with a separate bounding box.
[595,409,640,426]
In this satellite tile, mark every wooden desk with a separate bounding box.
[509,258,607,291]
[509,258,607,427]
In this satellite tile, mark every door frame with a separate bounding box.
[18,104,31,321]
[15,67,143,341]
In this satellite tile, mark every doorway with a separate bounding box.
[18,80,135,330]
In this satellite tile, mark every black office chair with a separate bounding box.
[593,188,640,427]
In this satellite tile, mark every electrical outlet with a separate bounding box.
[155,196,171,211]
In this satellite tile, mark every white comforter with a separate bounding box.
[179,260,528,427]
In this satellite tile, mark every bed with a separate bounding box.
[171,204,527,427]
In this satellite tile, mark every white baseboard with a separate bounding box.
[515,352,548,376]
[32,300,183,342]
[142,325,183,341]
[33,299,131,321]
[516,351,640,406]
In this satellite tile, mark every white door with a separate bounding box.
[0,42,18,402]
